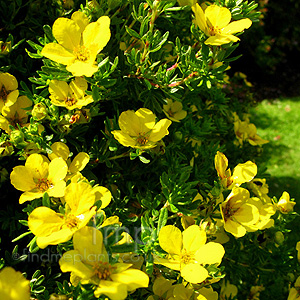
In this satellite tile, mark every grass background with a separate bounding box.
[251,97,300,203]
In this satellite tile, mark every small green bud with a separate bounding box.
[10,130,25,146]
[32,103,48,121]
[274,231,284,244]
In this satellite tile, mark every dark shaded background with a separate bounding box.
[230,0,300,100]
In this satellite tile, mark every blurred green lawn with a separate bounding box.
[250,97,300,204]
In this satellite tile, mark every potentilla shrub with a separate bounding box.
[0,1,299,300]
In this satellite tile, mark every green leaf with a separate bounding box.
[157,207,168,234]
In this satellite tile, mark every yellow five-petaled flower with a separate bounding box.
[41,11,111,77]
[112,108,172,150]
[192,4,252,45]
[28,181,111,248]
[59,226,149,300]
[10,153,68,204]
[155,224,225,284]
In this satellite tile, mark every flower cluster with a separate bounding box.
[1,2,298,300]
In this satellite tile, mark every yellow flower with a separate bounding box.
[220,187,259,237]
[48,141,90,179]
[296,241,300,263]
[196,286,218,300]
[0,96,32,134]
[288,276,300,300]
[163,99,187,122]
[147,276,175,300]
[277,191,296,213]
[244,197,276,232]
[59,226,149,300]
[156,225,224,284]
[220,280,238,300]
[28,181,105,248]
[0,267,30,300]
[247,178,272,203]
[215,151,257,189]
[192,4,252,45]
[49,77,93,110]
[112,108,172,150]
[0,72,19,111]
[233,113,268,146]
[10,153,68,204]
[41,11,111,77]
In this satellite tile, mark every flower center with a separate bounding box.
[65,214,79,228]
[181,250,194,265]
[73,46,90,62]
[36,178,53,192]
[222,201,238,222]
[93,261,116,280]
[65,96,77,107]
[208,26,222,36]
[136,133,149,145]
[0,86,9,101]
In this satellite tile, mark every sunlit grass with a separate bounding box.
[251,97,300,203]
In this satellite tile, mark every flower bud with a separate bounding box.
[274,231,284,245]
[32,103,48,121]
[10,130,25,146]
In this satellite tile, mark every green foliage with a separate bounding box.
[0,1,299,300]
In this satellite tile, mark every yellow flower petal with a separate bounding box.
[69,152,90,173]
[195,242,225,265]
[73,226,108,264]
[28,206,64,236]
[159,225,182,255]
[0,267,30,300]
[231,161,257,186]
[205,5,231,29]
[48,157,68,182]
[110,268,149,291]
[149,119,172,142]
[182,225,206,252]
[153,255,181,271]
[93,186,112,209]
[181,263,208,283]
[66,60,99,77]
[25,153,49,179]
[222,18,252,35]
[224,219,246,237]
[10,166,36,192]
[71,11,89,33]
[59,249,94,279]
[19,191,44,204]
[83,16,111,56]
[41,43,75,66]
[49,80,69,101]
[135,108,156,132]
[94,280,128,300]
[64,182,95,215]
[205,34,239,45]
[49,142,70,161]
[52,17,81,50]
[37,228,73,248]
[192,4,208,35]
[118,110,142,136]
[111,130,137,147]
